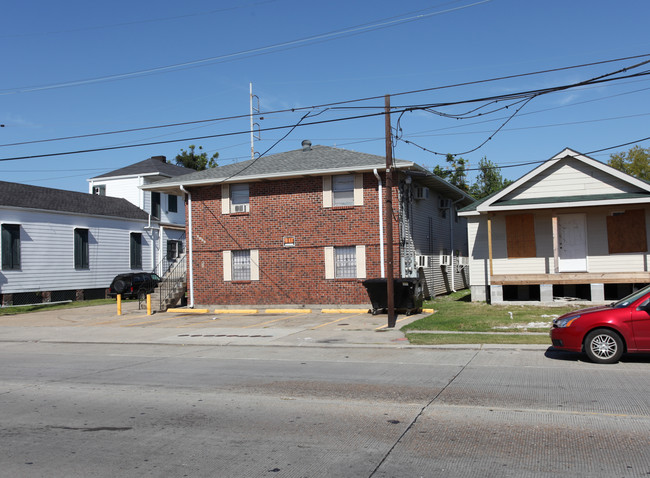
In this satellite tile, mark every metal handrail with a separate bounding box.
[153,232,186,277]
[156,254,187,310]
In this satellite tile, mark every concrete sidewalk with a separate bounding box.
[0,302,549,350]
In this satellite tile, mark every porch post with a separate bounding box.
[552,215,559,273]
[487,215,494,278]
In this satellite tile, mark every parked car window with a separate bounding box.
[613,284,650,308]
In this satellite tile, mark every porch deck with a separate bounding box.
[490,272,650,285]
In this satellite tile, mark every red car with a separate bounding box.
[550,285,650,364]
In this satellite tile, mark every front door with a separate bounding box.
[558,214,587,272]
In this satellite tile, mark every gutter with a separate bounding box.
[180,185,194,308]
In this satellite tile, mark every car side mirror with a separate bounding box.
[637,301,650,313]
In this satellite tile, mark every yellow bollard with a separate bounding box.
[117,294,122,316]
[147,294,152,316]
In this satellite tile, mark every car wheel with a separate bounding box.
[113,280,127,294]
[584,329,624,364]
[138,290,147,301]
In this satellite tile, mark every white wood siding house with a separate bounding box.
[0,181,154,305]
[459,148,650,303]
[88,156,193,274]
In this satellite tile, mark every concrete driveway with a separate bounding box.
[0,302,434,348]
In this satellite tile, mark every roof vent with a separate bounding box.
[151,155,166,162]
[301,140,312,151]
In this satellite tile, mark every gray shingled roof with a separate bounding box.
[91,156,194,180]
[0,181,150,220]
[141,143,475,205]
[149,145,414,186]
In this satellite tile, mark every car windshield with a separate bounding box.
[151,274,160,281]
[612,284,650,308]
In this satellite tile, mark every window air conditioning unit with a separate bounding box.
[440,254,452,267]
[233,204,249,213]
[416,255,433,268]
[439,198,451,209]
[414,186,429,200]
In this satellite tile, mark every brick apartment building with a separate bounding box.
[144,141,474,307]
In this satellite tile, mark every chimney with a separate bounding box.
[301,140,312,151]
[151,155,166,162]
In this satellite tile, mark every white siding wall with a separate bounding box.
[505,160,639,201]
[91,177,186,227]
[408,187,469,297]
[467,217,488,287]
[0,208,152,294]
[159,194,185,225]
[91,177,142,208]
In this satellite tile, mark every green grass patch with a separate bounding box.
[402,289,585,345]
[0,299,115,316]
[405,289,583,333]
[406,333,552,345]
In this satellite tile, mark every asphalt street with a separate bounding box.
[1,304,649,477]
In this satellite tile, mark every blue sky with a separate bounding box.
[2,0,649,193]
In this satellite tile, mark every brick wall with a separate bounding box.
[187,172,400,305]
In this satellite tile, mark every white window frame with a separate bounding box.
[222,183,250,214]
[223,249,259,281]
[324,245,366,279]
[322,174,363,208]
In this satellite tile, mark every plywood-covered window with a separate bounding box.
[607,209,647,254]
[505,214,536,258]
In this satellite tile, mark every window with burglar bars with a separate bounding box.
[335,246,356,278]
[232,250,251,281]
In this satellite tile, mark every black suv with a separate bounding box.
[109,273,161,299]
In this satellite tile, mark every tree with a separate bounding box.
[607,145,650,181]
[432,154,469,192]
[174,145,219,171]
[469,156,513,199]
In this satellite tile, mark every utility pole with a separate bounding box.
[384,94,396,328]
[249,83,261,161]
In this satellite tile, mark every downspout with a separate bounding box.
[373,169,385,278]
[158,223,164,275]
[180,185,194,308]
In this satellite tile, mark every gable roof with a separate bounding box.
[142,143,475,205]
[90,156,193,180]
[0,181,150,220]
[459,147,650,215]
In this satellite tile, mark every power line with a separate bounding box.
[3,52,649,149]
[0,0,492,95]
[0,0,283,38]
[2,63,649,163]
